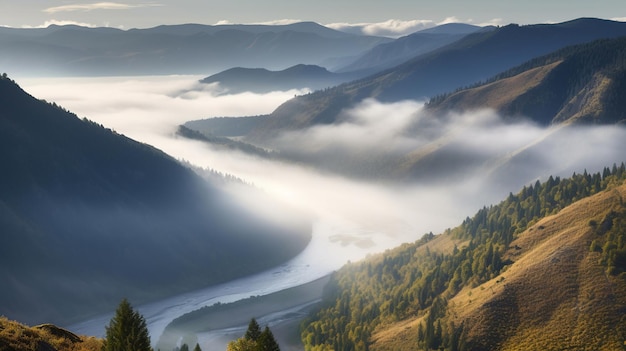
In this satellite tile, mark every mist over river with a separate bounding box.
[68,218,401,343]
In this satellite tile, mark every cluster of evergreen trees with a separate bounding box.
[300,163,626,351]
[104,300,283,351]
[227,318,280,351]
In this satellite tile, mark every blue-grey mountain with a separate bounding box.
[0,75,310,326]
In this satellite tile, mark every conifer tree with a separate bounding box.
[258,326,280,351]
[193,343,202,351]
[104,298,152,351]
[244,318,261,341]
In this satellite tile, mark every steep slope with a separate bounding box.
[301,166,626,350]
[446,185,626,350]
[0,75,310,326]
[427,37,626,125]
[337,23,485,74]
[245,18,626,144]
[0,23,390,76]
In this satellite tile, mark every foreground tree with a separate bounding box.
[104,299,152,351]
[258,326,280,351]
[226,318,280,351]
[244,318,262,341]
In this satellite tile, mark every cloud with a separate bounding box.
[18,76,626,269]
[215,19,303,26]
[21,20,98,28]
[327,19,436,38]
[43,2,162,14]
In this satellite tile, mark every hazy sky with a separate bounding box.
[1,0,625,35]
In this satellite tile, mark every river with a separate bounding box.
[67,217,410,346]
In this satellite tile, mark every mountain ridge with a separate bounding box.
[0,22,390,76]
[243,18,626,144]
[426,36,626,125]
[0,75,310,326]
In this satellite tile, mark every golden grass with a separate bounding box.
[434,61,562,112]
[370,184,626,350]
[555,73,614,123]
[448,184,626,350]
[0,317,102,351]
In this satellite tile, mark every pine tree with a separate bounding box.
[193,343,201,351]
[104,299,152,351]
[244,318,262,341]
[258,326,280,351]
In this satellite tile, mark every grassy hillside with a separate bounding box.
[301,164,626,350]
[0,317,102,351]
[427,37,626,125]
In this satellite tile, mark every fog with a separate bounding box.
[19,75,626,345]
[21,75,626,257]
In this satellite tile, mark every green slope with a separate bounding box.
[301,165,626,351]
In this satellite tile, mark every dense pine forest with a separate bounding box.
[301,163,626,351]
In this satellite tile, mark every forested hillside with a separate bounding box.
[301,164,626,350]
[0,74,310,326]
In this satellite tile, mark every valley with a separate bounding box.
[2,9,626,351]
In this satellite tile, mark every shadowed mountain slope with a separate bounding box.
[244,18,626,144]
[337,23,485,74]
[0,75,310,326]
[427,36,626,125]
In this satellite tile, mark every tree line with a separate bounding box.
[300,163,626,351]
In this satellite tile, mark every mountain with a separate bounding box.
[301,166,626,350]
[244,18,626,144]
[180,32,626,185]
[200,64,360,94]
[0,75,310,326]
[337,23,485,74]
[184,115,270,138]
[426,36,626,125]
[0,22,391,76]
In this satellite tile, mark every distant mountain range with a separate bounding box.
[0,75,310,326]
[200,64,360,94]
[182,19,626,184]
[200,23,485,94]
[241,18,626,144]
[336,23,486,74]
[0,22,390,76]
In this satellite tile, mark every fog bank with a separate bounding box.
[20,76,626,260]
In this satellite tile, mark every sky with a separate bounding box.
[1,1,625,37]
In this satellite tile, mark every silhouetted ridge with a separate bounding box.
[0,75,310,326]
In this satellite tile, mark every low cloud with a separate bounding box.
[44,2,163,14]
[22,19,98,28]
[18,76,626,266]
[215,19,303,26]
[327,19,436,38]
